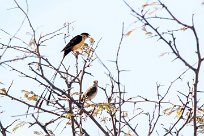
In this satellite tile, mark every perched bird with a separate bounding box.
[61,33,90,59]
[81,80,98,102]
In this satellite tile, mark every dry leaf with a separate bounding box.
[198,108,204,113]
[125,130,134,136]
[163,107,174,115]
[125,29,136,37]
[145,31,152,36]
[27,95,38,101]
[22,90,38,101]
[142,2,159,8]
[196,116,204,123]
[28,38,35,46]
[176,108,183,118]
[65,112,74,119]
[180,27,188,31]
[12,121,26,133]
[0,88,7,94]
[185,111,190,117]
[84,103,94,108]
[142,26,153,36]
[89,37,95,44]
[122,111,128,117]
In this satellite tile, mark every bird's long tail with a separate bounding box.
[62,47,72,59]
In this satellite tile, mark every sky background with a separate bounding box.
[0,0,204,135]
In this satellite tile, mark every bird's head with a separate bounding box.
[93,80,98,86]
[81,33,90,39]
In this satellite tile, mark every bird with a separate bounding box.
[81,80,98,102]
[61,33,90,59]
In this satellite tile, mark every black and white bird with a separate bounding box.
[61,33,90,59]
[81,80,98,102]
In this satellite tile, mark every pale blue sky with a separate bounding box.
[0,0,204,135]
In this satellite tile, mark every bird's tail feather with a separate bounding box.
[62,48,72,59]
[61,45,71,52]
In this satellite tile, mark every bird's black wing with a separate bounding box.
[81,86,97,101]
[85,87,97,97]
[62,35,82,52]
